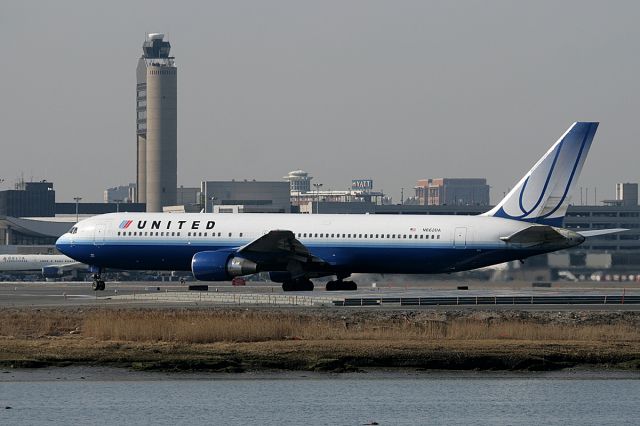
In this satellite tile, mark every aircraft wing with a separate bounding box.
[237,230,327,265]
[46,261,87,272]
[41,262,88,278]
[577,228,628,237]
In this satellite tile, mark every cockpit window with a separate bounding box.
[69,227,78,234]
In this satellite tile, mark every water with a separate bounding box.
[1,369,639,425]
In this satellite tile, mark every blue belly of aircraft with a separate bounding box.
[57,241,541,275]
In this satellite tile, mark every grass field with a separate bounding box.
[1,307,639,371]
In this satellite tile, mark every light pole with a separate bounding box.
[73,197,82,223]
[114,199,122,213]
[313,183,323,214]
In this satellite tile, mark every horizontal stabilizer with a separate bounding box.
[577,228,628,238]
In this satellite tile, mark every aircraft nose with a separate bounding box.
[55,235,69,254]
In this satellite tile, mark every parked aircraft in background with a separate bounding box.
[57,122,624,291]
[0,254,87,279]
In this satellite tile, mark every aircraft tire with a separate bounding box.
[282,279,314,292]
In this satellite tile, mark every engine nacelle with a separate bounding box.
[191,250,258,281]
[42,266,63,278]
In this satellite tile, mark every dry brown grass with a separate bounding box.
[80,310,640,344]
[0,310,80,338]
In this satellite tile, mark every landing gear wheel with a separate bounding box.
[92,273,106,291]
[282,278,314,292]
[325,280,357,291]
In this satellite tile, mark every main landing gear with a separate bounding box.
[282,278,314,292]
[325,279,357,291]
[92,273,105,291]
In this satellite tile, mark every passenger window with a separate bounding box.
[117,232,120,236]
[229,232,232,237]
[331,234,334,238]
[218,232,221,237]
[303,233,307,237]
[240,233,243,237]
[320,233,323,238]
[199,232,202,237]
[171,232,175,236]
[375,234,379,238]
[392,234,395,238]
[364,234,367,238]
[348,234,351,238]
[387,234,390,238]
[188,232,191,237]
[298,233,301,237]
[342,234,346,238]
[436,235,439,239]
[314,233,318,237]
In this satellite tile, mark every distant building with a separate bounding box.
[284,172,386,211]
[0,181,55,217]
[201,180,291,213]
[616,183,638,207]
[177,186,200,206]
[414,178,490,206]
[104,184,136,203]
[55,202,146,215]
[283,170,313,194]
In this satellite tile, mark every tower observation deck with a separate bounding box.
[136,33,177,212]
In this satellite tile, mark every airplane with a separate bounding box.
[56,122,625,291]
[0,254,87,279]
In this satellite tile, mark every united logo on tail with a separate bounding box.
[483,122,598,226]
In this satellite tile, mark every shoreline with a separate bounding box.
[3,365,640,382]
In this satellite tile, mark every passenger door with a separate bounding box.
[93,224,106,246]
[454,227,467,249]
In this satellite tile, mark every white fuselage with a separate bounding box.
[55,212,572,276]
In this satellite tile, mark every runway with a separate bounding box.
[1,280,640,310]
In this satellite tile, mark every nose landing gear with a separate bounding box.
[92,273,105,291]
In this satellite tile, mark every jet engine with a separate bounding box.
[191,250,258,281]
[41,266,63,278]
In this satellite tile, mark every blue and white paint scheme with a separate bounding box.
[56,122,624,291]
[483,122,598,226]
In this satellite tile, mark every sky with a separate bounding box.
[1,0,639,204]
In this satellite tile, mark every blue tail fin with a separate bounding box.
[483,122,598,226]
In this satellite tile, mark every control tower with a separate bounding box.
[136,33,177,212]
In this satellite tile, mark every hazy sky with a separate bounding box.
[1,1,639,203]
